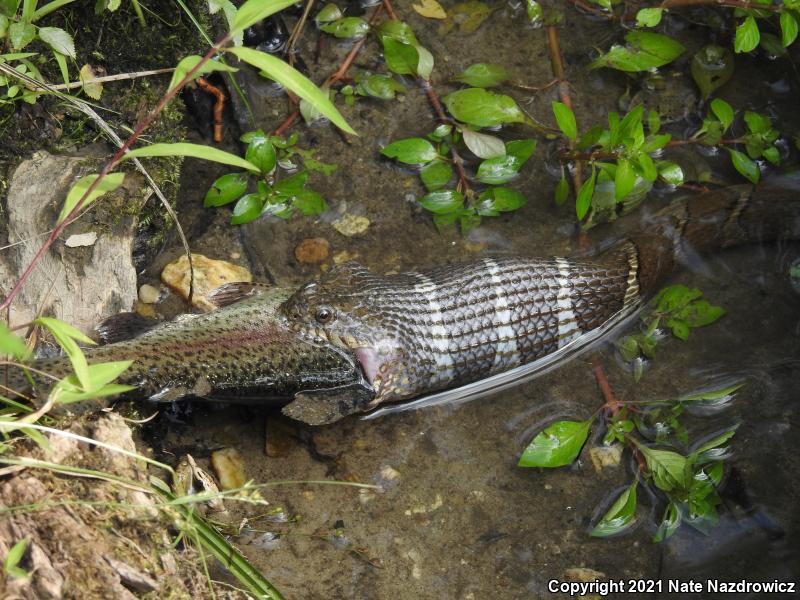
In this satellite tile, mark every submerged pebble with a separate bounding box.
[138,283,160,304]
[211,447,248,490]
[294,237,330,263]
[588,445,622,472]
[332,214,370,236]
[161,253,252,311]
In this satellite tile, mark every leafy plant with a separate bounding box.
[203,131,335,225]
[616,285,726,381]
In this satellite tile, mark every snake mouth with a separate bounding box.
[288,324,380,384]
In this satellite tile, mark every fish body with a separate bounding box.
[8,287,375,416]
[282,183,800,420]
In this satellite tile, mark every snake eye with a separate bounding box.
[315,307,334,324]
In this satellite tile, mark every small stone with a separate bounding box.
[294,237,330,264]
[211,447,247,490]
[138,284,160,304]
[333,250,359,265]
[65,231,98,247]
[589,445,623,472]
[161,253,251,311]
[332,214,370,237]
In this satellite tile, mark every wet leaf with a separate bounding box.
[648,110,661,134]
[673,299,725,328]
[734,15,760,53]
[614,158,635,201]
[319,16,369,39]
[781,12,798,47]
[58,173,125,225]
[691,425,738,462]
[710,98,734,130]
[653,502,681,542]
[376,20,417,44]
[762,146,780,164]
[591,482,638,537]
[552,101,577,140]
[526,0,542,24]
[575,168,596,220]
[0,323,29,361]
[231,0,297,35]
[744,110,771,134]
[443,88,525,127]
[205,172,249,207]
[680,382,744,403]
[690,44,734,100]
[452,63,510,88]
[638,445,688,492]
[168,55,238,92]
[381,137,438,164]
[590,31,685,72]
[657,160,684,186]
[412,0,446,19]
[636,152,658,183]
[760,32,788,57]
[292,189,328,215]
[667,319,690,340]
[231,193,264,224]
[38,27,75,58]
[420,161,453,191]
[419,189,464,214]
[314,2,342,25]
[554,175,569,205]
[128,140,259,173]
[476,187,527,215]
[439,1,494,35]
[273,171,308,196]
[476,155,521,184]
[461,128,505,159]
[415,45,434,80]
[460,212,481,232]
[635,7,663,27]
[729,149,760,183]
[382,37,421,76]
[518,418,592,468]
[358,74,405,99]
[506,139,536,164]
[245,134,277,173]
[227,46,355,135]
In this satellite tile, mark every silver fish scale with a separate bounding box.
[283,255,634,401]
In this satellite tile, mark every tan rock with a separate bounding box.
[294,237,330,263]
[160,253,251,311]
[332,214,370,236]
[210,447,247,490]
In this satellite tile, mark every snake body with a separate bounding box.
[282,183,800,416]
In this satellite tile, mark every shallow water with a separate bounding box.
[144,2,800,597]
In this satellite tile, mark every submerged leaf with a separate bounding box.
[590,31,685,72]
[420,161,453,191]
[381,138,438,164]
[690,45,734,100]
[452,63,510,88]
[443,88,525,127]
[518,418,592,467]
[591,482,638,537]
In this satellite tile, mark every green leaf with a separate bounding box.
[8,21,35,50]
[205,172,249,207]
[358,74,405,99]
[230,193,264,224]
[614,158,636,201]
[226,46,356,135]
[460,212,481,233]
[647,110,661,134]
[590,482,638,537]
[674,299,725,327]
[381,137,438,164]
[590,31,685,72]
[0,323,29,361]
[554,175,569,205]
[681,382,744,403]
[0,15,8,38]
[38,27,75,58]
[734,15,760,53]
[461,128,506,159]
[781,12,798,47]
[518,418,592,467]
[653,502,681,542]
[710,98,734,130]
[245,134,277,173]
[690,44,734,100]
[381,38,429,78]
[668,319,690,340]
[575,168,596,220]
[4,537,29,579]
[443,88,525,127]
[273,171,308,196]
[744,110,771,134]
[125,142,260,172]
[552,101,577,140]
[657,160,684,186]
[638,445,688,492]
[52,50,69,85]
[762,146,780,164]
[526,0,542,24]
[58,173,125,225]
[79,360,133,391]
[230,0,297,35]
[420,161,453,191]
[636,152,658,182]
[415,45,434,80]
[476,187,527,215]
[506,139,536,164]
[292,189,328,215]
[375,19,417,44]
[636,7,663,27]
[168,55,238,93]
[314,2,342,25]
[692,425,738,459]
[476,155,521,185]
[419,189,464,214]
[319,16,369,38]
[452,63,510,88]
[729,149,760,184]
[35,317,95,390]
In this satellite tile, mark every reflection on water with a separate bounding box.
[147,3,800,598]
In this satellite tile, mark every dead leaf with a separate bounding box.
[79,64,103,100]
[439,1,496,35]
[413,0,447,19]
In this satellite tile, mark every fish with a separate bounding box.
[3,284,375,422]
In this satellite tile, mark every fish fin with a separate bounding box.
[282,383,376,426]
[93,312,159,345]
[207,282,271,308]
